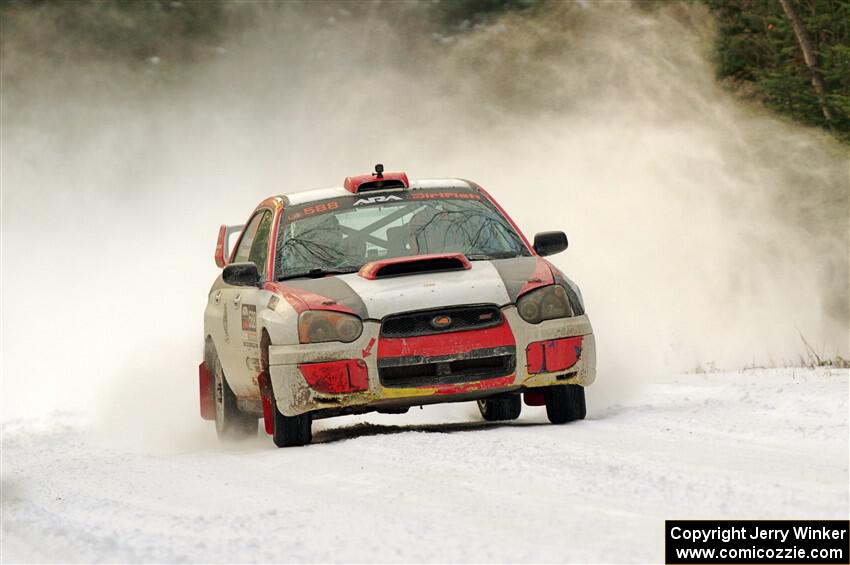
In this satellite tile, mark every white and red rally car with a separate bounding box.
[200,166,596,447]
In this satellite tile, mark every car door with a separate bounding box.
[221,209,274,396]
[217,211,264,395]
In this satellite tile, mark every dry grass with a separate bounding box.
[797,330,850,369]
[692,331,850,373]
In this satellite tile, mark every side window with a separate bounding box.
[231,213,264,264]
[248,211,273,277]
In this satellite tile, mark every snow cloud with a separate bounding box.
[2,1,847,444]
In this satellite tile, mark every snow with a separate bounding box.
[2,368,848,563]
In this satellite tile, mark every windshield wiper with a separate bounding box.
[277,267,359,281]
[466,252,521,261]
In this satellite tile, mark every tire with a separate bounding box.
[477,395,522,421]
[212,351,258,440]
[272,400,312,448]
[544,384,586,424]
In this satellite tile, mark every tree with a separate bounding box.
[778,0,835,124]
[702,0,850,142]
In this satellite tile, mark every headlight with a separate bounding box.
[298,311,363,344]
[516,285,573,323]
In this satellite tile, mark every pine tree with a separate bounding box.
[702,0,850,141]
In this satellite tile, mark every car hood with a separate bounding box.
[275,256,552,320]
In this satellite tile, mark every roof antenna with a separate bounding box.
[373,163,384,179]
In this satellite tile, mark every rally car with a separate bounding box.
[199,165,596,447]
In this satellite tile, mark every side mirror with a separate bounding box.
[533,231,568,256]
[223,262,261,287]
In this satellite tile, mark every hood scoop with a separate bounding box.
[359,253,471,280]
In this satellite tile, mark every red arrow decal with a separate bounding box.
[362,337,376,358]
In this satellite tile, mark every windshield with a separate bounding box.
[275,189,530,279]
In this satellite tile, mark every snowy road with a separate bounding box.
[2,368,848,563]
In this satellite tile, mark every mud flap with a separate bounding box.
[524,391,545,406]
[258,370,274,435]
[199,362,215,420]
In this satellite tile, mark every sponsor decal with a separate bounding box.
[267,295,280,310]
[245,357,261,371]
[353,194,403,206]
[243,340,258,349]
[301,202,340,216]
[284,188,492,221]
[223,307,229,342]
[412,192,480,200]
[241,304,257,333]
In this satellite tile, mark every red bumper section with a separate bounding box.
[526,336,583,374]
[233,332,585,433]
[298,359,369,394]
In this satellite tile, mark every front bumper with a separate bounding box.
[269,307,596,416]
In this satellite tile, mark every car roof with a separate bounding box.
[281,178,477,206]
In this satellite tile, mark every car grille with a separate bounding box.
[378,347,516,388]
[381,305,503,338]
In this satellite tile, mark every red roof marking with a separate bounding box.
[266,206,283,279]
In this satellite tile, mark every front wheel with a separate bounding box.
[477,395,522,421]
[544,384,586,424]
[272,401,312,448]
[212,351,258,440]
